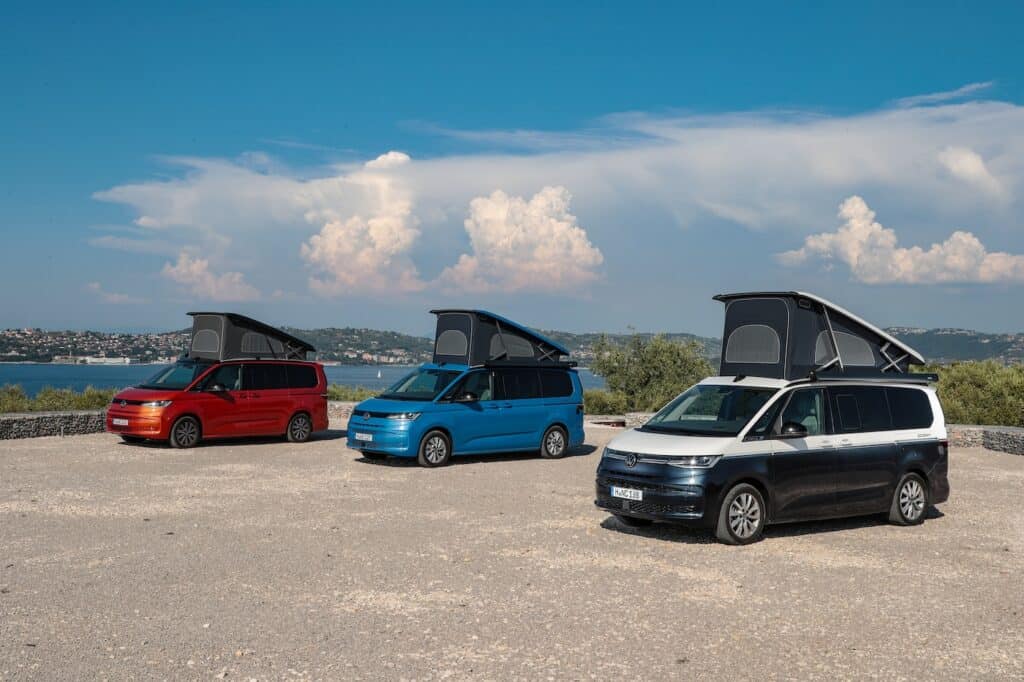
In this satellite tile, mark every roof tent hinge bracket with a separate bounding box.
[489,319,509,362]
[537,343,559,362]
[879,342,907,373]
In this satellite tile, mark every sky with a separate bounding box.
[2,1,1023,337]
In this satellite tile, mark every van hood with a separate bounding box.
[607,427,735,457]
[354,397,435,414]
[113,387,180,402]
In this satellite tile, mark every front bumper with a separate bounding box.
[594,463,714,526]
[346,420,416,457]
[106,408,172,439]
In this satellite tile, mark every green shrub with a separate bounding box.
[327,384,379,402]
[590,334,713,412]
[583,389,631,415]
[921,361,1024,427]
[0,384,117,413]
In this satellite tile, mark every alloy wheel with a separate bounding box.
[728,492,761,539]
[545,429,565,456]
[899,479,926,521]
[424,435,448,464]
[174,419,198,448]
[289,415,311,442]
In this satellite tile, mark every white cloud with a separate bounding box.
[161,252,260,301]
[438,186,603,292]
[777,196,1024,284]
[85,282,147,304]
[300,152,424,295]
[894,81,994,108]
[937,146,1004,197]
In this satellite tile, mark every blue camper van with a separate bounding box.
[346,310,585,467]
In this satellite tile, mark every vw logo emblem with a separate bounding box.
[363,413,371,420]
[120,400,127,407]
[625,453,638,468]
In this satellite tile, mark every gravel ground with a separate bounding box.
[1,424,1022,680]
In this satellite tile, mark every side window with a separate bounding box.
[499,369,542,400]
[286,365,318,389]
[745,400,782,440]
[244,364,288,390]
[832,386,892,432]
[887,387,934,429]
[201,364,241,391]
[777,389,827,436]
[539,370,573,398]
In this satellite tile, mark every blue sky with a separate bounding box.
[2,2,1023,336]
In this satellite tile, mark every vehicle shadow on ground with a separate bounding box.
[355,444,599,467]
[117,428,349,448]
[599,507,945,544]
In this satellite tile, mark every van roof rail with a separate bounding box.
[785,373,939,387]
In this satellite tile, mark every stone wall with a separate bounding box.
[328,401,356,424]
[947,424,1024,456]
[0,410,107,440]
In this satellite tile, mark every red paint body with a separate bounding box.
[105,360,329,443]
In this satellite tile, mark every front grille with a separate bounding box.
[352,411,391,419]
[111,398,145,406]
[598,497,698,515]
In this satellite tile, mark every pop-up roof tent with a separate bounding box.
[713,292,925,381]
[186,312,316,362]
[430,309,573,367]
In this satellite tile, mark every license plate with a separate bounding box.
[112,418,129,427]
[353,432,373,442]
[611,486,642,501]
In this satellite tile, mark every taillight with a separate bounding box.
[938,440,948,456]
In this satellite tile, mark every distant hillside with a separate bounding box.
[2,324,1020,365]
[886,328,1024,364]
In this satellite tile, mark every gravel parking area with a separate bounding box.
[1,425,1022,680]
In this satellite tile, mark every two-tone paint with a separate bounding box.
[594,376,949,528]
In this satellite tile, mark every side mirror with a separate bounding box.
[455,391,479,403]
[208,383,227,393]
[778,421,808,439]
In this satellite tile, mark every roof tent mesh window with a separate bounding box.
[724,324,781,364]
[488,331,535,359]
[814,331,876,367]
[241,332,285,356]
[436,330,469,357]
[191,329,220,355]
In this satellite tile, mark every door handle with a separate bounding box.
[249,393,260,399]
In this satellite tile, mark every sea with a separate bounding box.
[0,363,606,397]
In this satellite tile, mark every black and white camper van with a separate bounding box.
[594,291,950,545]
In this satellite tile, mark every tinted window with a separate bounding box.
[833,386,891,432]
[540,370,573,398]
[244,364,288,390]
[499,369,542,400]
[778,389,827,436]
[451,371,493,401]
[887,387,933,429]
[287,365,319,389]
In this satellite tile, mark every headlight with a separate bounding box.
[141,400,172,408]
[602,447,618,458]
[666,455,721,469]
[386,412,421,421]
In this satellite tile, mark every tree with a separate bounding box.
[590,334,713,411]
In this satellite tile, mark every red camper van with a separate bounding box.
[106,313,328,447]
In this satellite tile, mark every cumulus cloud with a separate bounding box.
[777,196,1024,284]
[438,186,603,292]
[937,146,1004,197]
[85,282,147,304]
[161,252,260,301]
[300,152,425,295]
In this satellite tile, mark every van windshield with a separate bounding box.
[378,368,462,402]
[643,384,778,437]
[137,360,209,391]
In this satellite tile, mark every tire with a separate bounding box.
[168,416,201,449]
[286,413,313,443]
[889,473,928,526]
[362,452,388,461]
[120,435,145,444]
[614,513,654,528]
[715,483,767,545]
[417,430,452,467]
[540,425,568,459]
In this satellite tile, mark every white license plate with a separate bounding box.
[611,486,642,501]
[112,418,129,427]
[353,432,373,442]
